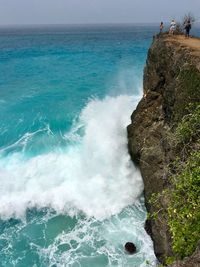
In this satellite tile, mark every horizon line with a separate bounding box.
[0,21,199,29]
[0,22,172,27]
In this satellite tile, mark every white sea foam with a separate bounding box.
[0,95,143,220]
[39,204,157,267]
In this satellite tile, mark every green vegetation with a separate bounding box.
[165,256,177,265]
[150,104,200,260]
[168,148,200,258]
[174,67,200,123]
[168,104,200,258]
[175,104,200,144]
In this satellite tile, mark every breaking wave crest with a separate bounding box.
[0,95,143,220]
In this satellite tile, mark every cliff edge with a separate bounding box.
[127,34,200,265]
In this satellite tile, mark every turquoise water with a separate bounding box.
[0,25,160,267]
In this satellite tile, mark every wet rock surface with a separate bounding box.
[124,242,137,254]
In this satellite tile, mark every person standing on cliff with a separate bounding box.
[169,19,176,34]
[159,22,164,34]
[184,20,192,38]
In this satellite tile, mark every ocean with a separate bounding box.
[0,24,199,267]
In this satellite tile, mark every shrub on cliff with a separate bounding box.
[168,149,200,258]
[175,104,200,149]
[150,104,200,260]
[182,13,196,25]
[173,13,196,34]
[168,104,200,259]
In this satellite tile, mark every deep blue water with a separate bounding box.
[0,24,199,267]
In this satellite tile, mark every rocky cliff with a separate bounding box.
[127,34,200,265]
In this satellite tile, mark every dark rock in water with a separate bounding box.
[124,242,136,254]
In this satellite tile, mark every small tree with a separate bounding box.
[174,13,196,35]
[182,13,196,26]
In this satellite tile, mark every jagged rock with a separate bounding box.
[127,34,200,264]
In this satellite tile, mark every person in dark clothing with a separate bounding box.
[185,20,191,37]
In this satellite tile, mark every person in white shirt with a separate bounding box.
[169,19,176,34]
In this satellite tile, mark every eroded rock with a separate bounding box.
[127,34,200,264]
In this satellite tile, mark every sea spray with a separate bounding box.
[0,95,143,220]
[0,95,157,266]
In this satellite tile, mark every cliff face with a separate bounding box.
[127,34,200,264]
